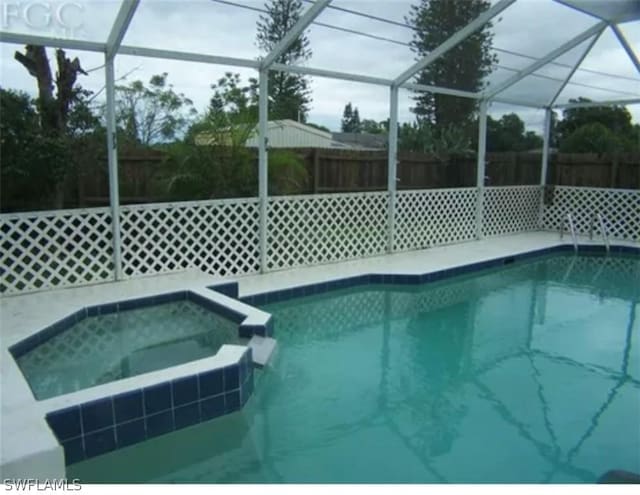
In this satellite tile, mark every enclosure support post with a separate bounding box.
[475,100,488,240]
[538,107,552,228]
[105,56,123,280]
[258,69,269,273]
[387,85,399,253]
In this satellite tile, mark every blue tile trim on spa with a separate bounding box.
[45,348,254,466]
[239,244,639,306]
[9,289,267,359]
[209,281,239,299]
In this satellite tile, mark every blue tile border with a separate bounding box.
[45,348,254,466]
[80,398,114,433]
[208,282,239,299]
[239,244,639,307]
[113,390,143,423]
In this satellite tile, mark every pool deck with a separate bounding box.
[1,231,637,478]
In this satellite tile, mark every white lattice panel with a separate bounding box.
[4,187,636,296]
[120,199,260,277]
[483,186,541,237]
[542,186,640,242]
[394,188,477,251]
[266,192,388,270]
[1,208,114,294]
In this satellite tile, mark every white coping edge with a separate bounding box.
[234,233,638,298]
[248,336,277,367]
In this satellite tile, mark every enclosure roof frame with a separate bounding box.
[392,0,516,88]
[106,0,139,61]
[0,0,638,111]
[260,0,331,70]
[611,24,640,75]
[485,20,608,101]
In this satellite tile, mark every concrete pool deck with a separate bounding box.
[1,231,637,478]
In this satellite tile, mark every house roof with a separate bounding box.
[331,132,387,150]
[196,119,371,149]
[266,119,333,140]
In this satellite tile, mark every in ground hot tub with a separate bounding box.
[7,289,272,466]
[13,292,244,400]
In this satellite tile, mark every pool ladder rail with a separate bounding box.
[589,212,610,253]
[560,213,578,252]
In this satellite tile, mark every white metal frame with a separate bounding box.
[610,24,640,75]
[1,0,638,278]
[260,0,331,69]
[387,86,399,251]
[103,0,140,279]
[554,97,640,109]
[547,27,604,106]
[537,108,552,228]
[475,100,488,239]
[393,0,516,87]
[255,0,332,272]
[485,21,608,100]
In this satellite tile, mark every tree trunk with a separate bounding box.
[15,45,86,208]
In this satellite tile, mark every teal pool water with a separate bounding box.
[18,300,240,400]
[70,253,640,483]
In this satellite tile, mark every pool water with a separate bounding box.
[69,253,639,483]
[18,300,240,400]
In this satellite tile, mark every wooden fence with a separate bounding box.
[70,148,640,206]
[296,149,639,193]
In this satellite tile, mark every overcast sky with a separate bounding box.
[0,0,638,133]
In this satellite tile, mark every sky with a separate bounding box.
[0,0,638,134]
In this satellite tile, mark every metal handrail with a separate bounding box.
[561,253,578,282]
[589,213,610,253]
[560,213,578,252]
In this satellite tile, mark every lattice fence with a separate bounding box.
[3,187,637,296]
[0,208,114,295]
[482,186,541,237]
[393,188,477,252]
[120,199,260,278]
[542,186,640,242]
[266,192,388,270]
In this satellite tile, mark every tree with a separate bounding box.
[0,88,68,211]
[209,72,258,121]
[184,73,259,148]
[167,73,308,200]
[557,98,638,152]
[407,0,496,129]
[13,45,89,207]
[560,122,623,153]
[361,119,385,134]
[485,113,543,152]
[116,73,197,146]
[341,102,362,132]
[399,120,471,156]
[256,0,312,121]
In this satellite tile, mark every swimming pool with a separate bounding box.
[69,252,639,483]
